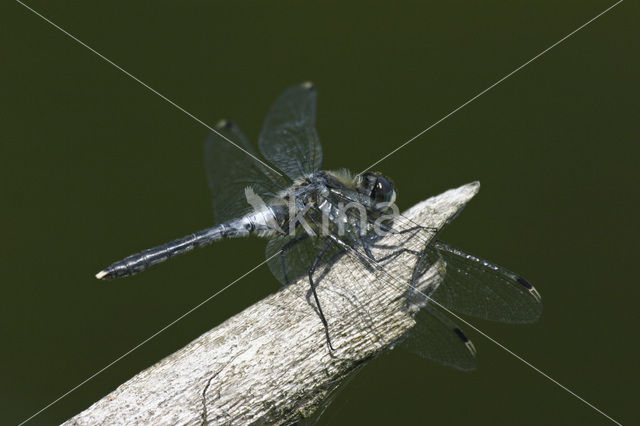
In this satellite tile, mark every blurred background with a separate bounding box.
[1,1,638,424]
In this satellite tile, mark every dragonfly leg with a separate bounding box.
[365,222,432,251]
[378,223,432,237]
[361,236,420,264]
[279,233,309,285]
[389,224,428,235]
[308,239,335,351]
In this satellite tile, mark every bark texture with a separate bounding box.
[64,182,480,425]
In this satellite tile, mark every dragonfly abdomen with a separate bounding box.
[95,213,270,280]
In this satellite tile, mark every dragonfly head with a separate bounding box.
[357,171,397,212]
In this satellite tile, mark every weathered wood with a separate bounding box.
[64,182,480,425]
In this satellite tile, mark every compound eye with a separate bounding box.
[372,177,394,204]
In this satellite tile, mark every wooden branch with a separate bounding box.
[63,182,480,425]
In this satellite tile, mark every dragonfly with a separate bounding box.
[96,82,542,370]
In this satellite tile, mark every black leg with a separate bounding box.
[364,223,426,250]
[361,236,420,264]
[308,239,335,351]
[389,224,427,235]
[376,223,427,237]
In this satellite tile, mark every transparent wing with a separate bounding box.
[294,185,542,324]
[265,233,342,286]
[261,187,539,371]
[265,233,477,371]
[310,202,477,371]
[258,82,323,179]
[429,241,543,323]
[337,212,477,371]
[325,188,543,324]
[401,305,477,371]
[204,120,289,224]
[330,225,478,371]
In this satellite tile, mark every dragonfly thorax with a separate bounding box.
[267,170,398,240]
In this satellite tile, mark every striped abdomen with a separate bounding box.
[96,208,279,280]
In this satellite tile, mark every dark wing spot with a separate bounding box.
[517,276,542,302]
[453,328,469,342]
[454,328,478,357]
[516,276,533,289]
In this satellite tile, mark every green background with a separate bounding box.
[2,1,638,424]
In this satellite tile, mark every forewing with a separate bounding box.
[204,120,288,224]
[429,241,543,323]
[258,82,323,179]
